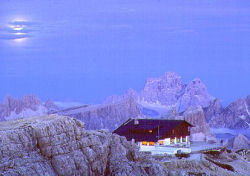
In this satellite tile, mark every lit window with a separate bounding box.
[142,141,147,145]
[170,138,175,144]
[159,141,163,145]
[149,142,155,146]
[149,130,152,133]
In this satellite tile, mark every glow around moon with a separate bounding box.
[7,18,31,44]
[10,24,25,31]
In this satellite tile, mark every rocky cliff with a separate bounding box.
[0,115,167,176]
[182,107,215,141]
[0,95,49,121]
[139,72,214,113]
[44,99,60,113]
[209,95,250,129]
[203,99,223,122]
[104,72,214,115]
[140,72,183,106]
[56,97,142,131]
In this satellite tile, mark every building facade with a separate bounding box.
[113,118,193,154]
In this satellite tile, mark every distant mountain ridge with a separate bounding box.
[0,95,59,121]
[102,72,250,130]
[56,97,142,131]
[208,95,250,129]
[0,72,249,133]
[104,72,214,114]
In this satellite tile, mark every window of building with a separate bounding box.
[170,138,175,144]
[182,137,186,142]
[142,141,147,145]
[159,140,163,145]
[149,142,155,146]
[176,138,180,143]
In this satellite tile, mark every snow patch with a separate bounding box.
[239,115,246,120]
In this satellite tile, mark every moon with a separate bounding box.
[10,25,25,31]
[8,18,29,44]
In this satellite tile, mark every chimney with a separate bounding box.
[134,119,139,125]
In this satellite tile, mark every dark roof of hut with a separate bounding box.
[113,118,193,142]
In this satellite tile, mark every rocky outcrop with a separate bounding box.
[209,96,250,129]
[0,95,48,121]
[203,99,223,122]
[140,72,183,106]
[57,97,142,131]
[0,115,167,176]
[183,107,215,141]
[228,134,250,151]
[104,72,214,118]
[103,88,139,105]
[45,99,60,113]
[139,72,214,113]
[177,78,214,112]
[246,95,250,107]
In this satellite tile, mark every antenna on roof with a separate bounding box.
[157,120,160,141]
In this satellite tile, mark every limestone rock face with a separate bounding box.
[0,115,167,176]
[228,134,250,150]
[140,72,183,106]
[45,99,60,113]
[203,99,223,122]
[209,96,250,129]
[183,107,214,141]
[246,95,250,107]
[177,79,214,112]
[0,104,5,121]
[57,97,142,131]
[0,95,48,121]
[138,72,214,113]
[103,88,139,105]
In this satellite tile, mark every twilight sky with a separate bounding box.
[0,0,249,106]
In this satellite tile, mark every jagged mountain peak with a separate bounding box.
[209,95,250,129]
[140,72,214,112]
[103,72,214,118]
[45,99,59,113]
[0,95,55,121]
